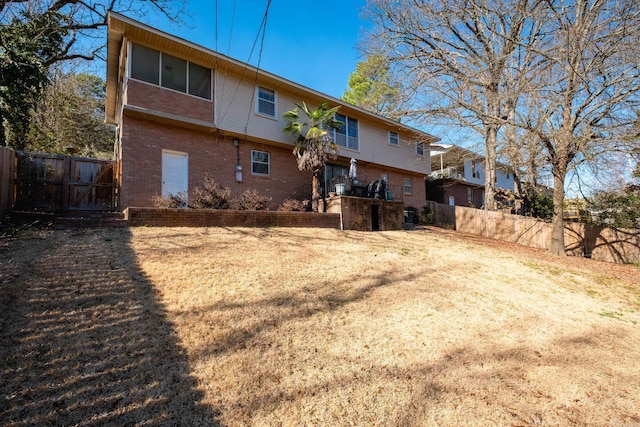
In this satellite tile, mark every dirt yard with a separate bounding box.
[1,226,639,426]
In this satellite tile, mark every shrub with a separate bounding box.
[191,175,233,209]
[278,198,309,212]
[235,189,272,210]
[422,205,434,224]
[152,192,187,208]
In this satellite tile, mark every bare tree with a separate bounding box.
[0,0,187,62]
[364,0,545,210]
[28,66,115,158]
[0,0,186,147]
[517,0,640,255]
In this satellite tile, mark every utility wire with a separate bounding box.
[219,0,272,124]
[244,0,272,134]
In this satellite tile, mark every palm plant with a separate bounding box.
[283,101,343,211]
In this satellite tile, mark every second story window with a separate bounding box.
[161,53,187,93]
[189,62,212,99]
[334,113,359,150]
[389,131,399,146]
[471,160,480,179]
[416,142,425,157]
[131,44,159,84]
[130,43,211,100]
[257,86,276,117]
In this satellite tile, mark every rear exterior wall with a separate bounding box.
[118,116,428,211]
[118,115,311,209]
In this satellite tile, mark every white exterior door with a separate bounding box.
[162,150,188,198]
[449,195,455,206]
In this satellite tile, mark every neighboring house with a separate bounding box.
[105,13,439,211]
[427,144,515,208]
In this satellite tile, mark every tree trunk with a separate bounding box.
[311,172,321,212]
[550,169,566,256]
[484,125,498,211]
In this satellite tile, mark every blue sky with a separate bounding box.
[149,0,368,99]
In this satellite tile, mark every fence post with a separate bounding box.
[0,147,16,221]
[62,156,70,211]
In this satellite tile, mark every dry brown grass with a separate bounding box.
[2,226,640,426]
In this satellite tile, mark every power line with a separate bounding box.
[244,0,272,134]
[219,0,272,125]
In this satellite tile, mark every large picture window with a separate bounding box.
[130,43,211,100]
[334,113,359,150]
[189,63,211,99]
[131,44,159,84]
[257,86,276,117]
[251,150,270,176]
[161,53,187,93]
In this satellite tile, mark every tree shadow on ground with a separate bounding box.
[0,228,219,426]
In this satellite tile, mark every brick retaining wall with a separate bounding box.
[125,207,341,229]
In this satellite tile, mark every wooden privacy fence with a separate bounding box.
[426,201,640,264]
[0,147,15,221]
[3,150,116,214]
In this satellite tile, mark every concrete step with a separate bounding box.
[53,211,128,229]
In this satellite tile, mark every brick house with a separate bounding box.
[105,13,439,211]
[427,144,515,208]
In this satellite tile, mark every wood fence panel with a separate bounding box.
[495,211,516,243]
[514,216,549,249]
[14,152,66,211]
[68,158,114,210]
[427,201,640,264]
[0,147,15,220]
[426,200,455,228]
[13,151,115,212]
[589,225,640,264]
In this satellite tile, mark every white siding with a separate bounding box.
[496,169,515,191]
[214,71,431,175]
[463,160,514,191]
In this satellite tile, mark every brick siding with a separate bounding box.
[118,116,311,209]
[126,80,214,123]
[117,117,429,212]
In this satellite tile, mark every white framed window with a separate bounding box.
[389,131,399,146]
[404,178,413,195]
[334,113,359,150]
[257,86,276,117]
[467,187,474,204]
[471,160,480,179]
[129,43,211,100]
[416,142,425,157]
[251,150,270,176]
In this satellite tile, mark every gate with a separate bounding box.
[14,151,116,212]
